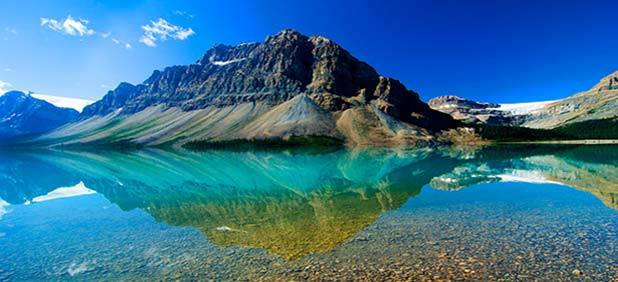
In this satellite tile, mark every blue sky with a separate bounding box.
[1,0,617,102]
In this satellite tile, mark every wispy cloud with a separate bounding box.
[40,15,95,37]
[112,38,132,49]
[3,68,13,72]
[174,29,194,40]
[3,27,17,35]
[173,10,194,19]
[98,31,131,49]
[0,81,12,94]
[139,18,194,47]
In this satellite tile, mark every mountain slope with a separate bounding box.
[39,30,459,147]
[429,71,618,130]
[0,91,79,140]
[428,95,526,125]
[523,71,618,128]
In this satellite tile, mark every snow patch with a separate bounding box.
[490,100,560,115]
[215,226,247,233]
[30,93,94,112]
[1,113,19,122]
[0,198,10,220]
[216,226,233,231]
[497,170,562,185]
[32,181,95,203]
[209,54,246,66]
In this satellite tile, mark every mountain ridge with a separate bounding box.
[429,71,618,130]
[0,91,79,140]
[39,29,462,147]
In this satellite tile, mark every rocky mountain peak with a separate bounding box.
[266,29,305,43]
[80,82,138,117]
[72,29,458,146]
[196,42,259,66]
[309,35,332,45]
[428,95,527,125]
[429,70,618,129]
[592,70,618,92]
[81,29,391,117]
[429,95,499,109]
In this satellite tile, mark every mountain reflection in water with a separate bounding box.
[0,145,616,259]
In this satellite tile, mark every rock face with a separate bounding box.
[43,29,458,147]
[428,95,528,125]
[429,71,618,129]
[523,71,618,128]
[0,91,79,140]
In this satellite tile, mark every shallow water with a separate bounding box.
[0,145,616,281]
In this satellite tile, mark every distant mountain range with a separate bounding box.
[429,71,618,129]
[0,91,82,140]
[1,30,616,147]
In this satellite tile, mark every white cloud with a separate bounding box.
[173,10,194,19]
[30,94,94,112]
[40,15,95,37]
[139,18,194,47]
[139,36,156,47]
[0,81,12,94]
[175,28,194,40]
[111,38,132,49]
[3,68,13,72]
[3,27,17,35]
[99,31,132,49]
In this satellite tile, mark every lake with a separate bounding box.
[0,145,616,281]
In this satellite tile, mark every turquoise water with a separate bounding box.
[0,145,616,280]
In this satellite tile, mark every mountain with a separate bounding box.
[40,29,460,147]
[524,71,618,128]
[427,95,537,126]
[429,145,618,209]
[0,91,79,140]
[429,71,618,130]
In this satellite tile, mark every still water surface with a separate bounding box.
[0,145,616,280]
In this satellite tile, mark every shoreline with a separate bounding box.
[499,139,618,145]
